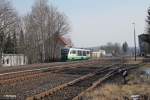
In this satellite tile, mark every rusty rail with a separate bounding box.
[0,60,100,85]
[72,64,141,100]
[26,64,117,100]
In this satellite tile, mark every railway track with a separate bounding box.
[73,64,140,100]
[26,64,119,100]
[26,64,139,100]
[0,60,101,85]
[0,60,98,74]
[0,58,123,84]
[0,73,79,100]
[0,57,123,74]
[0,60,109,100]
[0,59,141,100]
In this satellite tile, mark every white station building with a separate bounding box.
[1,54,28,67]
[92,50,106,59]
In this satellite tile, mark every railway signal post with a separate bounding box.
[132,22,137,61]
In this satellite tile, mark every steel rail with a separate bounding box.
[72,64,142,100]
[0,60,100,85]
[26,64,118,100]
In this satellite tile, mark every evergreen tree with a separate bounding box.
[18,29,25,54]
[4,34,14,53]
[0,31,5,51]
[122,42,128,54]
[3,32,18,54]
[146,7,150,34]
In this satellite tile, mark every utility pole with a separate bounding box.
[132,22,136,61]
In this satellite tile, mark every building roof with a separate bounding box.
[2,54,25,56]
[139,34,150,43]
[58,36,73,47]
[58,36,68,45]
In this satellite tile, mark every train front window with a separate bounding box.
[61,49,69,55]
[83,51,86,56]
[71,50,76,54]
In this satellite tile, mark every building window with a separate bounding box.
[3,59,4,64]
[6,59,9,64]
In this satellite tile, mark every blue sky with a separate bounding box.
[12,0,150,47]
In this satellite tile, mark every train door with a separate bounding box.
[61,48,69,61]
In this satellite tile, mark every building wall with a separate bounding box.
[92,50,106,59]
[1,54,28,67]
[139,34,150,56]
[53,40,66,61]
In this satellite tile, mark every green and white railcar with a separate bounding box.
[61,48,91,61]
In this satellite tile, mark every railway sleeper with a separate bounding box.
[26,64,118,100]
[73,64,141,100]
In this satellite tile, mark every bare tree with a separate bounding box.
[100,42,121,56]
[0,0,19,65]
[23,0,70,63]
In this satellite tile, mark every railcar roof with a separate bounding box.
[62,47,91,51]
[69,48,91,51]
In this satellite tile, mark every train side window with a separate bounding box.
[78,50,82,56]
[83,51,86,56]
[87,51,90,55]
[77,51,80,56]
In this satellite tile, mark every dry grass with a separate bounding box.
[143,64,150,68]
[84,84,150,100]
[83,64,150,100]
